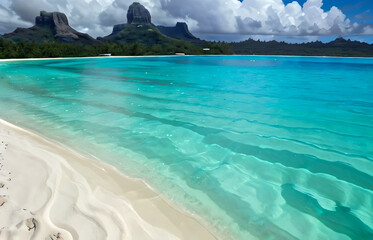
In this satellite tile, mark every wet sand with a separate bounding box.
[0,119,216,240]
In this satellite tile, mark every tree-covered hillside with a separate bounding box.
[230,38,373,57]
[0,38,232,59]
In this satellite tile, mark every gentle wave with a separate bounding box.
[0,56,372,240]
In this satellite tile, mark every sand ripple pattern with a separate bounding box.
[0,120,213,240]
[0,56,373,239]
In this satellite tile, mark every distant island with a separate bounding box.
[0,2,372,58]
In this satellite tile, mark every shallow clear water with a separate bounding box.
[0,56,373,239]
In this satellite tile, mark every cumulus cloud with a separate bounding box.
[0,0,372,39]
[1,0,113,37]
[235,0,358,35]
[0,3,31,33]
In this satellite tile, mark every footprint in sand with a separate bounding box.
[25,218,37,231]
[50,232,65,240]
[0,196,6,207]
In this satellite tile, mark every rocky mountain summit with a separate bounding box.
[157,22,201,44]
[1,2,201,46]
[3,11,98,44]
[127,2,151,24]
[101,2,202,45]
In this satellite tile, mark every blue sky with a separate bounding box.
[1,0,373,43]
[232,0,373,43]
[282,0,373,25]
[300,0,372,43]
[237,0,373,25]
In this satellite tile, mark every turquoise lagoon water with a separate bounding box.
[0,56,372,239]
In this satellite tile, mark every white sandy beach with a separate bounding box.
[0,119,216,240]
[0,55,184,63]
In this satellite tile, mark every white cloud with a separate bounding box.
[235,0,364,35]
[0,0,372,39]
[0,4,31,33]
